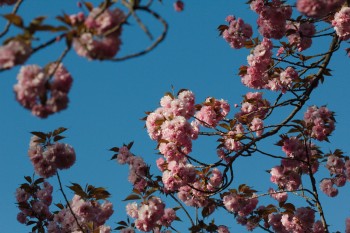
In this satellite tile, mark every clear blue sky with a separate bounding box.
[1,1,350,232]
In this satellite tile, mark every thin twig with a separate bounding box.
[110,6,168,61]
[169,193,195,227]
[0,0,24,38]
[56,171,86,233]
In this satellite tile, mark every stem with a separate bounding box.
[56,171,86,233]
[48,46,71,79]
[0,0,24,38]
[32,33,66,54]
[303,137,329,232]
[169,193,195,227]
[110,6,168,61]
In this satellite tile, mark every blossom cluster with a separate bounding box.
[47,195,113,233]
[0,39,32,69]
[222,189,260,230]
[296,0,345,18]
[271,136,319,191]
[145,91,199,188]
[268,188,288,203]
[115,146,149,192]
[267,207,324,233]
[217,123,245,161]
[250,0,292,39]
[28,136,76,178]
[304,105,335,141]
[14,63,73,118]
[223,192,258,217]
[145,91,229,203]
[195,97,230,128]
[286,21,316,52]
[332,7,350,41]
[177,168,223,208]
[16,181,53,226]
[241,38,273,89]
[126,197,176,232]
[222,16,253,49]
[72,7,125,60]
[240,38,300,92]
[235,92,270,136]
[320,154,350,197]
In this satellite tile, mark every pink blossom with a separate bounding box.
[286,21,316,51]
[120,227,135,233]
[116,146,133,164]
[0,39,31,69]
[268,213,287,232]
[159,208,176,227]
[270,165,301,191]
[174,1,184,12]
[304,106,335,141]
[73,7,125,59]
[320,178,338,197]
[250,117,264,136]
[217,225,230,233]
[27,136,76,178]
[251,0,292,39]
[15,188,30,203]
[346,218,350,233]
[223,192,258,217]
[14,63,73,118]
[281,207,315,233]
[332,7,350,41]
[223,16,253,49]
[241,38,273,89]
[297,0,345,18]
[195,97,230,127]
[313,220,325,233]
[132,197,165,232]
[16,212,27,224]
[268,188,288,203]
[235,92,270,124]
[126,202,139,218]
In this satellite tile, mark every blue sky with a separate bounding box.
[1,0,350,232]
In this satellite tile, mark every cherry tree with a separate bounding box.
[2,0,350,232]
